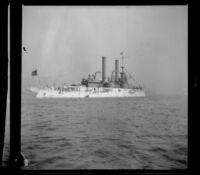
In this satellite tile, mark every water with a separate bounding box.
[3,90,187,169]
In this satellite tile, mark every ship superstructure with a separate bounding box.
[35,53,145,98]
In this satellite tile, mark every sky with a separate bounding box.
[22,6,188,95]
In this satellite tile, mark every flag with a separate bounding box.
[120,52,123,55]
[32,70,37,76]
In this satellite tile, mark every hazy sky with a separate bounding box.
[22,6,188,95]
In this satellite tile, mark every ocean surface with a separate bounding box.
[3,90,188,169]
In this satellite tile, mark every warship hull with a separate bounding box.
[36,86,145,98]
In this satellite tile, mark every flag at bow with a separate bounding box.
[32,69,37,76]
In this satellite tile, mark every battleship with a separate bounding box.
[32,53,145,98]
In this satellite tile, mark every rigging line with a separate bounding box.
[36,71,73,79]
[125,69,135,81]
[124,68,141,86]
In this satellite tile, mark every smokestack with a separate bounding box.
[102,56,106,83]
[115,59,119,82]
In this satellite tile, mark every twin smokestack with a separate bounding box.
[102,56,106,83]
[102,56,119,83]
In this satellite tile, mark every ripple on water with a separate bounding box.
[12,95,188,169]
